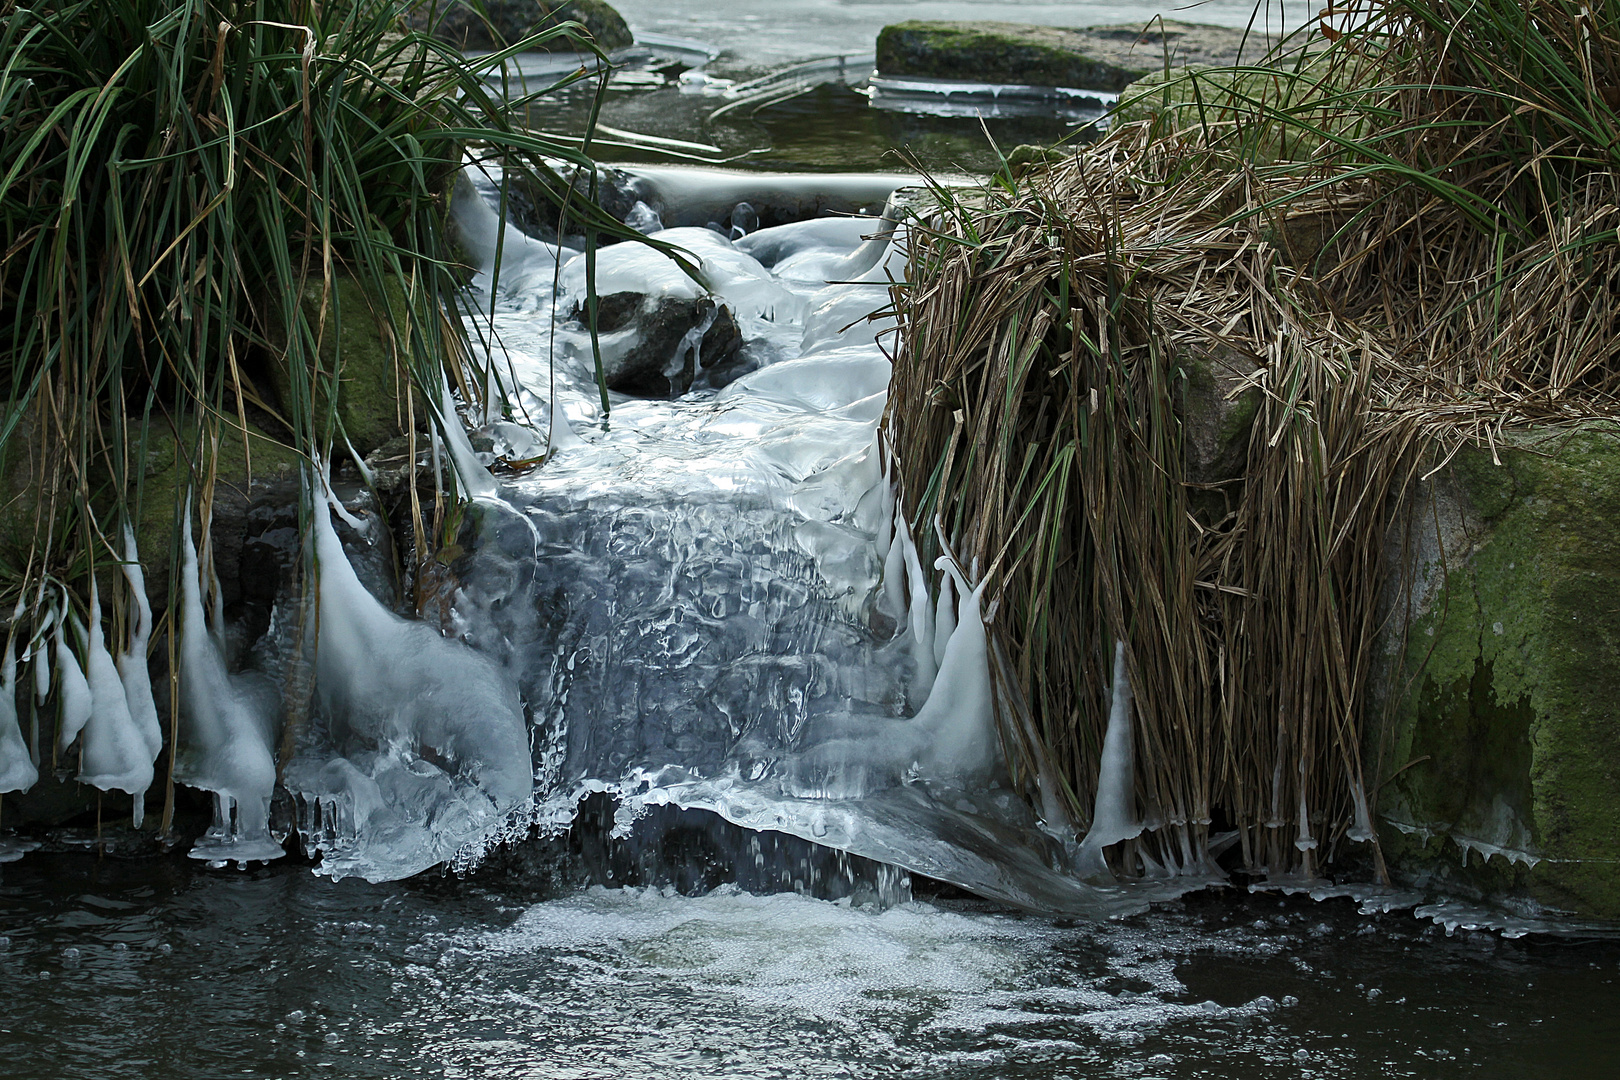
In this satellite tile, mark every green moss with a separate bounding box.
[1378,426,1620,919]
[128,419,303,613]
[268,275,410,458]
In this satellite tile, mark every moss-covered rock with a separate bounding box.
[411,1,632,53]
[1371,425,1620,920]
[876,20,1269,92]
[268,275,411,460]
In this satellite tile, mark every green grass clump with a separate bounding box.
[0,0,648,823]
[0,0,623,598]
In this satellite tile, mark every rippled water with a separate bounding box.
[3,854,1618,1079]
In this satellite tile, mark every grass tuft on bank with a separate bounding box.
[0,0,631,820]
[887,0,1620,883]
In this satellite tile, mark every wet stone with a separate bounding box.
[572,292,743,398]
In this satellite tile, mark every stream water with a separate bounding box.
[5,2,1620,1076]
[4,853,1618,1079]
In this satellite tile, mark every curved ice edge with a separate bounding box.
[1247,879,1620,939]
[548,773,1220,919]
[867,75,1120,107]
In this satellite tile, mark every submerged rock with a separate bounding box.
[410,0,632,53]
[875,20,1271,92]
[1370,425,1620,920]
[573,292,742,398]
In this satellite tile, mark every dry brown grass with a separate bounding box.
[885,1,1620,879]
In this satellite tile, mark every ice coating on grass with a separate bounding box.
[282,483,532,882]
[896,515,937,694]
[176,507,283,863]
[75,575,154,821]
[53,607,92,755]
[1076,641,1145,880]
[436,371,499,499]
[117,527,164,762]
[932,571,956,669]
[0,602,38,795]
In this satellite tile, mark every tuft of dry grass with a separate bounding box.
[887,1,1620,880]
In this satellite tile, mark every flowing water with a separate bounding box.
[5,2,1620,1075]
[4,853,1618,1079]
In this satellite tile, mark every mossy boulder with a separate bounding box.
[267,275,412,460]
[128,419,304,618]
[411,1,632,53]
[875,20,1269,92]
[1370,425,1620,920]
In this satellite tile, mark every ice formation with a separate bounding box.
[1076,641,1145,880]
[175,506,283,862]
[0,601,38,796]
[117,528,165,763]
[281,478,532,881]
[418,164,1208,914]
[52,602,92,756]
[75,575,155,822]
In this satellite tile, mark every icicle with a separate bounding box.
[1348,776,1376,843]
[54,602,92,755]
[76,575,154,824]
[932,572,956,668]
[437,369,499,499]
[117,526,164,762]
[1075,640,1144,880]
[177,501,282,862]
[1267,757,1285,828]
[895,515,935,692]
[874,438,896,563]
[31,605,53,705]
[913,557,995,774]
[1294,757,1317,851]
[0,600,38,795]
[877,504,907,622]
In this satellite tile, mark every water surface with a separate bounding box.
[3,854,1617,1079]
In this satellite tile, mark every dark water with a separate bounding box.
[4,849,1618,1080]
[531,76,1090,174]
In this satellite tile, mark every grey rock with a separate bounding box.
[574,292,742,398]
